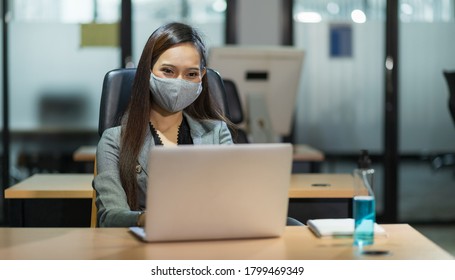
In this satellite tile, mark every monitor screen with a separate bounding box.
[208,46,305,141]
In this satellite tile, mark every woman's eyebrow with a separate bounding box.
[159,63,199,71]
[159,63,175,68]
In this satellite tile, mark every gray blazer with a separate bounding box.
[93,113,233,227]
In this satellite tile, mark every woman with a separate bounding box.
[93,22,233,227]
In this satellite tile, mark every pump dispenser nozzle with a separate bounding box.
[358,149,372,169]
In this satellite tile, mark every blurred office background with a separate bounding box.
[0,0,454,252]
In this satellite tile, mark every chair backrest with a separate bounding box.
[222,79,249,143]
[98,68,230,136]
[222,79,244,125]
[443,71,455,125]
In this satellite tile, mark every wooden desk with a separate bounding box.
[5,172,344,201]
[73,145,97,162]
[4,173,352,227]
[292,144,324,162]
[72,146,97,173]
[289,173,354,198]
[73,144,325,169]
[3,172,346,200]
[4,174,94,227]
[292,144,324,173]
[288,173,355,223]
[0,225,452,260]
[4,174,94,199]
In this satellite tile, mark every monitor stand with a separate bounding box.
[247,92,278,143]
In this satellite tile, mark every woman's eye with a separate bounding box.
[161,68,174,75]
[187,72,199,78]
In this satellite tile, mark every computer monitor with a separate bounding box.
[208,46,305,142]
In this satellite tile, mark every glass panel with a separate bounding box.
[294,0,455,223]
[293,0,385,154]
[294,0,385,22]
[400,0,454,22]
[12,0,120,23]
[293,0,386,215]
[131,0,226,66]
[398,0,455,222]
[0,2,4,225]
[9,0,120,182]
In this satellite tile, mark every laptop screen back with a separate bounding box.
[142,143,293,242]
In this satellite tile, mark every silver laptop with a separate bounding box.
[129,143,293,242]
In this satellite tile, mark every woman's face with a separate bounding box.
[152,42,205,82]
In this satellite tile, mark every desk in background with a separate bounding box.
[72,145,97,162]
[72,145,97,172]
[292,144,324,172]
[287,173,355,223]
[5,173,353,227]
[73,144,325,173]
[0,225,452,260]
[4,174,94,227]
[5,174,94,199]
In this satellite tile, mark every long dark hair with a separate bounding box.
[119,22,229,210]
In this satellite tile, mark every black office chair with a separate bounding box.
[431,71,455,171]
[222,79,249,143]
[98,68,230,136]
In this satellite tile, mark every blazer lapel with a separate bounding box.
[137,130,154,176]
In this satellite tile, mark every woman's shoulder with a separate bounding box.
[98,126,122,148]
[101,126,122,137]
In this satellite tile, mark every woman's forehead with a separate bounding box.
[156,43,201,67]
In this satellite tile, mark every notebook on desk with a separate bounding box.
[129,143,293,242]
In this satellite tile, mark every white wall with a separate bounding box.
[237,0,282,45]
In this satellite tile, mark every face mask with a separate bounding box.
[149,73,202,113]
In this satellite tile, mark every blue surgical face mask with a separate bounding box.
[149,73,203,113]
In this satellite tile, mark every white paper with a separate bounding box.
[307,218,387,238]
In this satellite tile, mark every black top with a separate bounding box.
[149,116,194,145]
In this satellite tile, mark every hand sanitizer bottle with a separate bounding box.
[353,150,375,247]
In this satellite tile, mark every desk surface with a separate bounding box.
[292,144,325,161]
[73,144,325,162]
[4,174,94,199]
[289,173,356,198]
[73,145,97,162]
[0,225,452,260]
[4,173,350,200]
